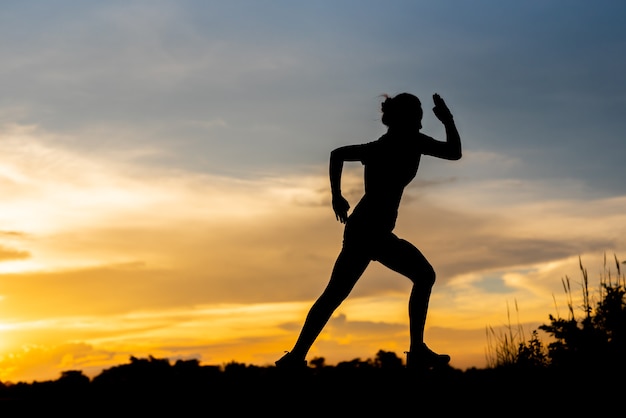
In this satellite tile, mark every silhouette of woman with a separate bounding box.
[276,92,462,371]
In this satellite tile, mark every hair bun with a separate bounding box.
[381,96,393,113]
[380,93,421,128]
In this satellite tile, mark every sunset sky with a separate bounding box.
[1,1,626,383]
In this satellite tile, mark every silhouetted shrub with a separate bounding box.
[374,349,404,369]
[488,253,626,375]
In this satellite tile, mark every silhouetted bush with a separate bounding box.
[374,349,404,369]
[539,256,626,373]
[488,253,626,376]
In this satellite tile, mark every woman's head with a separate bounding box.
[381,93,423,130]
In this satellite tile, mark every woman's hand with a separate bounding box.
[432,93,454,124]
[332,195,350,223]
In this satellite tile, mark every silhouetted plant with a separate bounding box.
[309,356,326,368]
[539,254,626,370]
[223,360,247,373]
[514,330,548,368]
[488,253,626,372]
[374,349,403,369]
[57,370,90,386]
[485,300,538,368]
[335,357,374,369]
[593,254,626,357]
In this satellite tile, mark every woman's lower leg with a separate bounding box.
[408,282,432,353]
[289,295,339,359]
[288,250,369,360]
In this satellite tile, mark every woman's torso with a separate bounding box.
[348,132,424,232]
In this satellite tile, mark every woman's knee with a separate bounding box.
[411,264,436,287]
[426,265,436,286]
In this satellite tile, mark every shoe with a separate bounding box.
[275,351,307,370]
[405,344,450,370]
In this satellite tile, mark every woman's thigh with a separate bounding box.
[324,247,372,297]
[374,234,434,282]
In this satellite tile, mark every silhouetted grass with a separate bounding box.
[485,299,527,368]
[487,253,625,374]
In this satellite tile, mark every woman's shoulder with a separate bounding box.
[417,132,436,142]
[415,132,438,150]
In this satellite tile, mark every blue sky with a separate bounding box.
[0,1,625,382]
[3,1,625,190]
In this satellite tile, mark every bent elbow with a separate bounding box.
[445,148,462,160]
[329,151,338,167]
[330,146,348,162]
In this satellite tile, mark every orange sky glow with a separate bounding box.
[1,125,624,383]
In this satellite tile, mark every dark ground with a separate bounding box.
[0,360,617,416]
